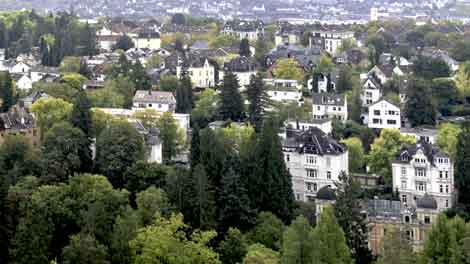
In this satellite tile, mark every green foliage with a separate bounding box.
[0,71,15,112]
[455,122,470,211]
[109,208,139,264]
[130,213,220,264]
[70,90,93,172]
[0,134,38,185]
[246,73,270,132]
[41,122,87,183]
[413,56,450,80]
[240,38,251,57]
[254,37,271,67]
[146,53,162,69]
[455,61,470,100]
[176,76,194,113]
[159,75,179,92]
[405,78,437,127]
[436,123,461,160]
[315,54,334,74]
[62,233,109,264]
[336,65,354,93]
[61,73,87,90]
[59,56,81,73]
[130,60,152,91]
[281,216,316,264]
[136,187,170,226]
[273,58,304,82]
[191,88,219,127]
[367,129,415,184]
[334,173,373,264]
[218,228,248,264]
[95,119,145,188]
[113,35,134,51]
[246,212,285,251]
[431,78,457,116]
[156,111,185,161]
[313,206,352,264]
[220,71,244,121]
[124,161,168,195]
[243,243,280,264]
[377,228,415,264]
[30,98,73,137]
[450,40,470,62]
[209,34,239,49]
[341,137,364,173]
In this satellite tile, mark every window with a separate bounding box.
[326,157,331,167]
[374,110,380,115]
[327,171,332,179]
[313,183,318,191]
[439,171,443,179]
[401,181,407,189]
[388,110,396,115]
[306,183,312,191]
[424,216,431,224]
[446,185,449,193]
[416,182,426,192]
[405,215,410,223]
[285,154,290,162]
[387,119,397,125]
[296,193,301,200]
[338,107,342,111]
[440,185,443,193]
[317,106,321,110]
[401,167,407,176]
[415,168,426,177]
[306,155,316,164]
[333,107,336,111]
[307,169,317,178]
[158,104,162,108]
[372,118,382,124]
[446,199,449,208]
[402,194,407,203]
[445,171,449,179]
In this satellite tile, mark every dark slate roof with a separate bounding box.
[366,199,402,218]
[377,64,394,78]
[416,195,438,210]
[311,93,345,106]
[363,74,382,89]
[224,56,257,72]
[316,186,336,201]
[30,65,60,74]
[133,90,176,104]
[20,90,51,105]
[395,141,449,166]
[0,105,36,131]
[282,127,347,156]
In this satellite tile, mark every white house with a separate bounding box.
[308,73,335,93]
[361,75,383,107]
[282,128,349,202]
[264,78,302,104]
[132,90,176,113]
[392,142,454,211]
[177,57,216,88]
[9,61,31,74]
[30,66,60,83]
[320,31,355,55]
[400,128,438,145]
[285,118,332,135]
[222,20,265,41]
[367,98,401,129]
[133,31,161,50]
[16,75,33,91]
[222,56,258,89]
[312,93,348,122]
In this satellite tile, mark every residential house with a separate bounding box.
[133,30,161,50]
[16,74,33,91]
[400,128,438,144]
[177,56,216,88]
[19,90,51,108]
[0,105,40,147]
[282,127,348,202]
[30,66,60,83]
[9,61,31,75]
[264,79,302,104]
[130,120,163,164]
[392,141,454,212]
[82,80,105,90]
[309,73,336,93]
[318,30,355,55]
[367,98,401,129]
[312,93,348,121]
[132,90,176,113]
[361,74,383,107]
[222,56,258,88]
[285,118,333,135]
[222,20,265,41]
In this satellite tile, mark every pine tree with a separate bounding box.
[334,172,374,264]
[246,73,270,132]
[187,164,217,229]
[239,38,251,57]
[455,121,470,211]
[218,228,247,264]
[405,78,437,127]
[70,90,93,172]
[313,206,352,264]
[281,216,316,264]
[336,65,353,93]
[190,126,201,168]
[175,76,194,114]
[132,60,152,90]
[79,60,92,79]
[220,71,244,121]
[247,119,295,223]
[0,72,14,112]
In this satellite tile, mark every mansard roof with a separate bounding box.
[282,127,347,156]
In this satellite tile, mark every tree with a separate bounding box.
[129,213,220,264]
[348,83,363,123]
[334,173,374,264]
[159,75,179,92]
[450,40,470,62]
[70,90,93,172]
[61,73,87,90]
[109,208,139,264]
[254,37,270,67]
[243,244,280,264]
[191,88,219,127]
[218,228,247,264]
[59,56,81,73]
[420,214,454,264]
[62,233,109,264]
[246,73,270,132]
[367,129,415,184]
[405,78,437,127]
[131,60,152,90]
[455,61,470,101]
[123,161,168,195]
[341,137,364,173]
[220,71,244,121]
[136,187,171,226]
[171,13,186,25]
[313,206,352,264]
[246,212,285,251]
[156,112,184,161]
[455,121,470,211]
[413,56,450,80]
[95,119,145,188]
[281,216,316,264]
[0,71,14,112]
[315,54,334,74]
[0,135,38,185]
[186,164,217,229]
[377,228,415,264]
[431,78,458,116]
[30,98,73,137]
[41,122,87,183]
[336,65,353,93]
[436,123,461,160]
[176,76,194,113]
[273,58,304,82]
[246,119,295,223]
[113,35,134,51]
[240,38,251,57]
[146,53,162,69]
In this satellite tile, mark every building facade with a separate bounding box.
[367,98,401,129]
[312,93,348,121]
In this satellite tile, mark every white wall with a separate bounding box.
[368,100,401,129]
